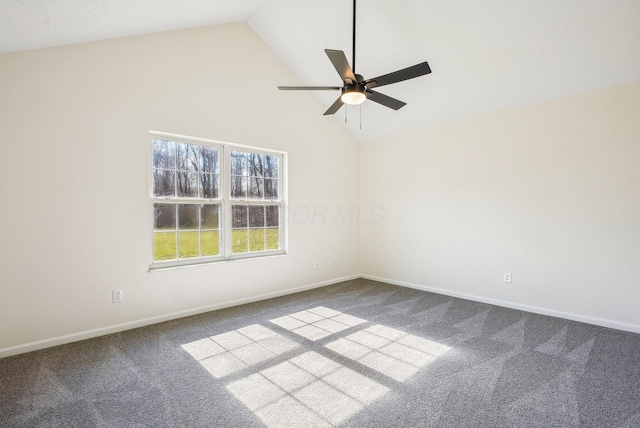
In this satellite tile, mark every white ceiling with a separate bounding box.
[2,0,640,142]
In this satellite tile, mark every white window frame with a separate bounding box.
[149,131,287,270]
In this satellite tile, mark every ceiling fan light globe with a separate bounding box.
[341,91,366,105]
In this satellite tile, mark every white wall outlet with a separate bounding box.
[314,261,319,269]
[112,290,124,303]
[333,257,338,267]
[504,273,512,283]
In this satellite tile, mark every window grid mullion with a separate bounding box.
[223,145,232,258]
[198,205,202,258]
[174,205,179,260]
[263,205,267,251]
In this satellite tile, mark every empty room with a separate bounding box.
[1,1,639,427]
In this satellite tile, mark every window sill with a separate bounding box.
[148,250,287,272]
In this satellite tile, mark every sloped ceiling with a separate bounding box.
[2,0,639,142]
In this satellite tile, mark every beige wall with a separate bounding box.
[2,21,639,356]
[360,81,640,331]
[0,23,361,355]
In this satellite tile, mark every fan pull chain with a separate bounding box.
[360,104,362,130]
[345,105,348,124]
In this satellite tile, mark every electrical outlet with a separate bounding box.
[112,290,124,303]
[333,257,338,267]
[504,273,512,283]
[314,261,319,270]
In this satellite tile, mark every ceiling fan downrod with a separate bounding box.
[352,0,357,74]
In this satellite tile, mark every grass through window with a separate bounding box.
[154,229,278,260]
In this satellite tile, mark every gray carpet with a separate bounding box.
[2,278,640,427]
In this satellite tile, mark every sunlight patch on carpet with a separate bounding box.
[270,306,365,341]
[182,306,451,426]
[227,351,389,427]
[181,324,299,378]
[326,324,451,382]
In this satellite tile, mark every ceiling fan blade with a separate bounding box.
[278,86,341,90]
[323,96,344,116]
[325,49,357,84]
[365,90,406,110]
[363,61,431,89]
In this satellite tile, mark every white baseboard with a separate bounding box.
[0,274,360,358]
[362,274,640,335]
[3,273,639,359]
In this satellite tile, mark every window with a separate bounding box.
[150,132,286,269]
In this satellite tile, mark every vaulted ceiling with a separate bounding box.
[3,0,639,142]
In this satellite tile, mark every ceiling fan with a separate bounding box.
[278,0,432,116]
